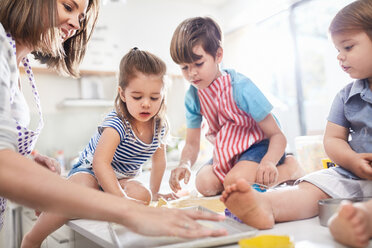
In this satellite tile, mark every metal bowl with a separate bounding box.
[318,197,372,226]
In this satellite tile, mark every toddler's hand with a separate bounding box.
[255,161,278,186]
[350,153,372,180]
[169,164,191,193]
[33,153,61,175]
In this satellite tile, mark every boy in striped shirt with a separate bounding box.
[169,17,304,197]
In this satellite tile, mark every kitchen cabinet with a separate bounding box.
[58,99,114,108]
[20,66,116,77]
[20,63,117,109]
[0,201,22,248]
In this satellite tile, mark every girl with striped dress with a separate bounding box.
[169,17,304,197]
[21,48,187,247]
[66,48,174,205]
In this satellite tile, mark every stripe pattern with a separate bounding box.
[198,74,264,182]
[78,111,164,178]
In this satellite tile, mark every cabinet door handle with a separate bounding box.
[24,211,37,221]
[49,233,70,244]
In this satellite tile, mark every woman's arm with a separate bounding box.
[0,148,131,221]
[93,127,126,198]
[0,149,227,238]
[324,121,372,179]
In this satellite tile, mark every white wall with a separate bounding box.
[81,0,221,74]
[23,0,223,165]
[23,0,346,163]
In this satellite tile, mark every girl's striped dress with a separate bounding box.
[76,111,165,178]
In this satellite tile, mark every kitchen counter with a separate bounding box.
[67,168,372,248]
[68,215,369,248]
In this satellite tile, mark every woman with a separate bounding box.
[0,0,226,239]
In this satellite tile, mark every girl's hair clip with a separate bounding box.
[132,47,138,51]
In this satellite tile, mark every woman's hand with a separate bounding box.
[125,206,227,238]
[33,153,61,175]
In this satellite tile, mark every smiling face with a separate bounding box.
[57,0,88,41]
[179,45,223,90]
[332,30,372,84]
[119,72,164,123]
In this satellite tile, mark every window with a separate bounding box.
[223,0,354,151]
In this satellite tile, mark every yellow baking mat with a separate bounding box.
[153,195,226,213]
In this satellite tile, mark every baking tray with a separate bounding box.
[109,206,257,248]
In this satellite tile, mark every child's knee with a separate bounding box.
[283,155,299,166]
[124,181,151,205]
[223,171,244,187]
[224,170,253,187]
[195,172,222,196]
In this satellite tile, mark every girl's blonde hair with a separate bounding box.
[115,47,169,143]
[329,0,372,41]
[170,16,222,64]
[0,0,99,77]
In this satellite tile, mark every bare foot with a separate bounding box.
[328,201,372,248]
[220,179,274,229]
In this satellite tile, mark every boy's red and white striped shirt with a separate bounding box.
[198,73,264,182]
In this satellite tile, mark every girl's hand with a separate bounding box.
[33,153,61,175]
[255,161,278,186]
[350,153,372,180]
[169,164,191,193]
[125,206,227,238]
[153,192,178,201]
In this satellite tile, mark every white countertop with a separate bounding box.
[68,215,370,248]
[67,168,372,248]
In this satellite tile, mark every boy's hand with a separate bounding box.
[350,153,372,180]
[256,161,278,186]
[169,164,191,193]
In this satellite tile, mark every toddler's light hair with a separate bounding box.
[329,0,372,41]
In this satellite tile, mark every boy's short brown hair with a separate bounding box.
[170,16,222,64]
